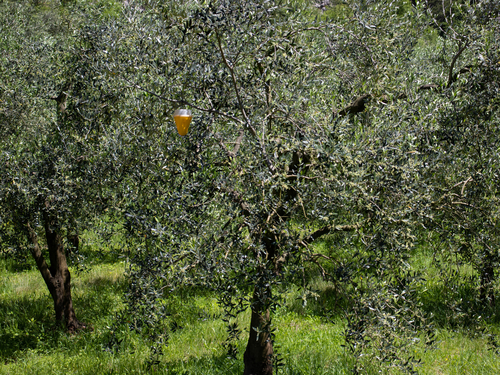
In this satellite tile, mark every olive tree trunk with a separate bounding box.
[27,213,83,331]
[243,288,274,375]
[241,146,308,375]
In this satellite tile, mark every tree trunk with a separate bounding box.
[479,251,495,307]
[242,149,302,375]
[243,288,274,375]
[27,214,83,332]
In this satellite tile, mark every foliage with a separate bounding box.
[413,0,500,310]
[94,0,439,372]
[0,0,499,372]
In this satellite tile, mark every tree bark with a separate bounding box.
[479,250,495,307]
[27,214,83,332]
[243,288,274,375]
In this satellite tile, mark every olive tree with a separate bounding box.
[98,0,439,372]
[414,0,500,311]
[0,0,127,330]
[96,2,498,372]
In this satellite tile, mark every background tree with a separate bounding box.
[413,0,500,315]
[0,0,126,331]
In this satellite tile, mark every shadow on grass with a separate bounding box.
[158,350,350,375]
[0,332,39,361]
[419,277,500,329]
[0,271,127,361]
[286,282,349,322]
[0,293,59,359]
[156,353,243,375]
[72,272,128,328]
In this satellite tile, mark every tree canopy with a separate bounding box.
[0,0,499,373]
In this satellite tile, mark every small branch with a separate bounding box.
[210,129,231,156]
[447,176,472,195]
[451,65,472,84]
[125,78,243,124]
[285,26,326,39]
[447,40,469,88]
[50,81,72,114]
[305,254,343,281]
[215,32,251,127]
[308,253,338,263]
[310,258,330,280]
[230,128,245,157]
[205,116,235,163]
[286,175,318,180]
[298,195,308,219]
[302,222,362,245]
[418,84,439,91]
[334,94,371,117]
[218,185,252,217]
[216,31,276,174]
[461,176,473,197]
[26,223,53,283]
[75,107,91,122]
[451,201,478,208]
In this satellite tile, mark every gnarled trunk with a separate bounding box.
[243,287,273,375]
[27,214,83,332]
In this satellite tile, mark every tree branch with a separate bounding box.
[215,31,276,174]
[218,185,252,218]
[302,223,362,245]
[447,40,469,88]
[215,32,251,127]
[124,78,244,124]
[26,223,53,283]
[418,84,439,91]
[334,94,371,117]
[230,127,245,157]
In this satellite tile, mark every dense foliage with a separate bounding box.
[1,0,499,373]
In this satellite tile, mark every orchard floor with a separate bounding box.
[1,260,500,374]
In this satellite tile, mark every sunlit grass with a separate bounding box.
[2,256,500,374]
[417,330,500,375]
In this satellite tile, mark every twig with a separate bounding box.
[285,175,318,180]
[230,128,245,157]
[461,177,473,196]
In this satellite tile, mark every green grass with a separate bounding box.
[419,330,500,375]
[1,256,500,374]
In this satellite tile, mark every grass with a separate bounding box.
[419,330,500,375]
[1,255,500,374]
